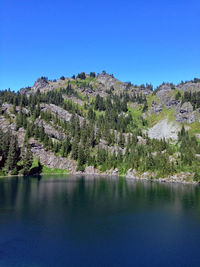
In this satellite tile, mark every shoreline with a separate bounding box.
[0,171,199,186]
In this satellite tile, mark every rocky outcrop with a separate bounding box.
[156,86,180,109]
[0,116,15,132]
[1,103,13,113]
[98,139,126,155]
[149,100,162,114]
[96,73,152,96]
[0,116,25,146]
[35,118,66,140]
[21,78,57,95]
[96,73,126,92]
[1,103,29,115]
[40,103,84,123]
[29,139,77,172]
[177,82,200,93]
[33,77,48,90]
[125,169,195,184]
[126,169,138,178]
[83,166,101,175]
[176,102,196,124]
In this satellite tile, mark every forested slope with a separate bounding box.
[1,71,200,183]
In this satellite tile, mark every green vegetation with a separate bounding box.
[147,107,176,127]
[182,91,200,109]
[128,105,147,132]
[42,166,69,174]
[70,76,96,87]
[1,74,200,181]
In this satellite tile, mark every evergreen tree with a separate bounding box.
[39,123,45,141]
[77,145,86,171]
[61,137,71,157]
[71,138,79,160]
[22,144,33,175]
[5,136,19,173]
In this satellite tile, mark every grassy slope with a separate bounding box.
[42,166,69,174]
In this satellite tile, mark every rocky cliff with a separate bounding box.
[1,72,200,183]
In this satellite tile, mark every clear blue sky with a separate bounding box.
[1,0,200,91]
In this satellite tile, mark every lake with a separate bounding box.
[0,175,200,266]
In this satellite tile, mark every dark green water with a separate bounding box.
[0,175,200,266]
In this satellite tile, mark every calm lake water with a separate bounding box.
[0,175,200,266]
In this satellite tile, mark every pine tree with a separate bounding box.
[1,130,11,161]
[5,136,19,173]
[88,107,96,121]
[22,144,33,175]
[34,125,40,139]
[77,145,86,171]
[61,137,71,157]
[43,135,49,149]
[39,123,45,142]
[71,138,79,160]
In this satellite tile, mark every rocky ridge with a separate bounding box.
[1,73,200,183]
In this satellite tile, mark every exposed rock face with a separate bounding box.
[126,169,138,178]
[148,119,181,140]
[96,73,152,96]
[98,139,126,155]
[23,78,57,95]
[96,73,126,92]
[179,102,193,113]
[41,104,72,121]
[176,102,195,124]
[0,116,16,132]
[18,72,154,100]
[33,78,49,91]
[0,115,77,172]
[0,116,25,146]
[1,103,13,113]
[1,103,30,118]
[177,82,200,93]
[84,166,101,175]
[40,103,84,123]
[35,119,66,140]
[125,169,195,184]
[156,86,180,109]
[158,84,172,91]
[149,100,162,114]
[162,172,194,183]
[29,139,77,172]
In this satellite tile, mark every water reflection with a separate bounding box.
[1,176,200,266]
[0,176,200,218]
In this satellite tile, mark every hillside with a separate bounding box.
[1,71,200,183]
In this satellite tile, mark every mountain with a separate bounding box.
[1,71,200,183]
